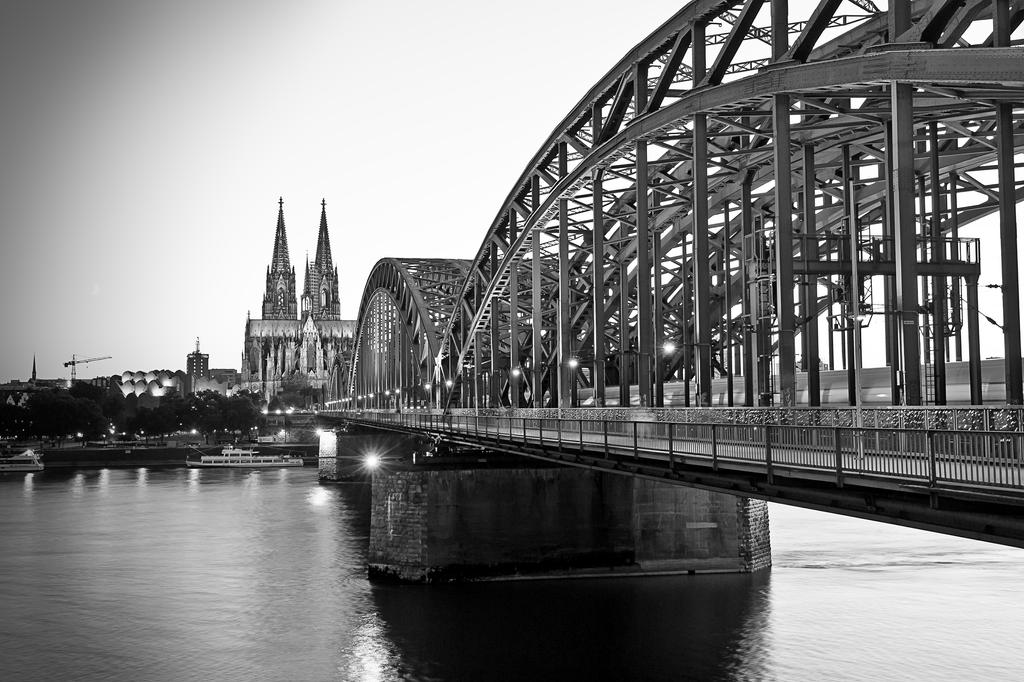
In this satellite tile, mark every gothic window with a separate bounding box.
[277,287,286,309]
[320,288,327,308]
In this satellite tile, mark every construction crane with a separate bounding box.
[64,354,112,382]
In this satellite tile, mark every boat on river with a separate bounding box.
[0,449,44,473]
[185,446,304,469]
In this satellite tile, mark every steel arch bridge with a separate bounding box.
[344,0,1024,414]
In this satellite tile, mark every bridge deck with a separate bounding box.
[325,409,1024,548]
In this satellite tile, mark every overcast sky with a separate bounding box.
[0,0,688,381]
[2,1,1018,384]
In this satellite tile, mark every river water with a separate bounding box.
[1,467,1022,681]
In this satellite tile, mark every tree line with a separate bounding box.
[0,384,263,444]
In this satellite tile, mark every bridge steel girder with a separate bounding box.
[331,412,1024,551]
[347,0,1024,413]
[349,258,469,409]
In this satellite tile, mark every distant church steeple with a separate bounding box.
[302,199,341,320]
[261,197,298,320]
[31,355,36,383]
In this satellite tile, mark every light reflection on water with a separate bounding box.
[1,468,1022,681]
[97,468,109,495]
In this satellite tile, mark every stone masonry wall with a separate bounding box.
[368,470,429,582]
[368,466,772,582]
[423,468,635,579]
[632,479,749,572]
[736,497,772,572]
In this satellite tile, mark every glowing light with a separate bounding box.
[511,368,521,377]
[445,380,453,388]
[423,383,431,390]
[75,432,83,438]
[664,342,676,354]
[279,429,286,437]
[275,409,282,415]
[287,407,294,414]
[308,487,330,507]
[315,428,324,436]
[262,408,269,415]
[385,390,391,396]
[568,358,579,369]
[190,429,197,435]
[364,453,381,469]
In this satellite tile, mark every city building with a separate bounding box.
[241,199,355,404]
[186,339,210,380]
[1,356,70,405]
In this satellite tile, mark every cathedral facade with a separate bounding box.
[241,199,355,404]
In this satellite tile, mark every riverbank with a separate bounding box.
[24,443,321,469]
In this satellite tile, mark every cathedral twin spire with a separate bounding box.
[261,198,340,321]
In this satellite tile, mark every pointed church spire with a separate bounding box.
[271,197,291,273]
[261,196,298,320]
[314,199,333,271]
[31,354,36,383]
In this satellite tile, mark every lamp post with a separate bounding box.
[567,358,579,407]
[510,367,521,408]
[848,215,865,463]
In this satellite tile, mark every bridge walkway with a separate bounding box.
[325,409,1024,548]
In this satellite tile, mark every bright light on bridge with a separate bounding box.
[364,454,381,469]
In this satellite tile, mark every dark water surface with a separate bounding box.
[1,467,1022,681]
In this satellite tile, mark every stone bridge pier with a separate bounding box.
[320,430,771,583]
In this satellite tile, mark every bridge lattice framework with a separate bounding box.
[347,0,1024,413]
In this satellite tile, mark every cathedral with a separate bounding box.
[241,199,356,404]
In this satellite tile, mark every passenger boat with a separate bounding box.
[0,449,44,473]
[185,446,304,468]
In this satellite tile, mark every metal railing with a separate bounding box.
[334,409,1024,492]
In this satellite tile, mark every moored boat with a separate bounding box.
[185,446,304,468]
[0,449,45,473]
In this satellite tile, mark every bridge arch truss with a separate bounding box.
[352,0,1024,412]
[348,258,469,409]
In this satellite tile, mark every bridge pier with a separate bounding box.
[367,463,771,583]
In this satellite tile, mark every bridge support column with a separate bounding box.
[367,464,771,583]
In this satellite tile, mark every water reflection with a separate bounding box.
[97,468,109,495]
[3,471,1023,680]
[307,486,330,508]
[187,468,200,494]
[243,471,262,490]
[70,472,85,497]
[340,612,404,682]
[370,571,771,681]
